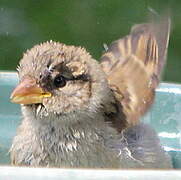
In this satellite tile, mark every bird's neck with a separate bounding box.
[31,109,117,140]
[22,106,120,167]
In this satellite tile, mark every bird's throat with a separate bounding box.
[20,108,120,167]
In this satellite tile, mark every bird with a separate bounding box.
[10,15,172,168]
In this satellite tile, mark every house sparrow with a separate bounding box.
[10,16,172,168]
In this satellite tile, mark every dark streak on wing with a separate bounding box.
[145,35,152,64]
[108,41,122,59]
[131,33,140,54]
[104,102,127,132]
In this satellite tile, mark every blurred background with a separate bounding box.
[0,0,180,82]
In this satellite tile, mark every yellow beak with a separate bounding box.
[10,77,51,104]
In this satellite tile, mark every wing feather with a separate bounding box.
[100,15,171,126]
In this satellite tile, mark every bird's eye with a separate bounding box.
[53,75,66,88]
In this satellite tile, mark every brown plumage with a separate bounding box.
[10,15,172,168]
[100,16,170,127]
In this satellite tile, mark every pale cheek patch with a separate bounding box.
[43,82,91,114]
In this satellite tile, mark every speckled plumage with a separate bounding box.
[10,16,172,168]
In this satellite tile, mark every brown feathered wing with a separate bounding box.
[100,16,171,127]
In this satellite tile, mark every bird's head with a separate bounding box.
[10,41,112,119]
